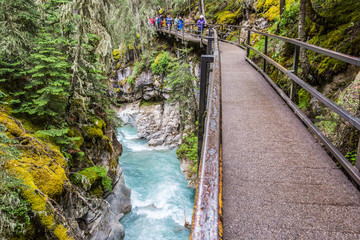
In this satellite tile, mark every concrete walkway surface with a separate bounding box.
[220,42,360,239]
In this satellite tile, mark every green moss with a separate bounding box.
[82,126,103,139]
[298,88,311,111]
[68,127,84,150]
[217,11,238,24]
[3,112,72,239]
[90,185,103,198]
[72,166,113,193]
[92,117,106,131]
[177,133,198,175]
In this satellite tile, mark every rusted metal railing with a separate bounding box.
[190,29,223,240]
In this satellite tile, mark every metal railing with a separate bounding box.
[190,28,223,240]
[242,28,360,185]
[156,25,223,239]
[156,23,214,48]
[211,24,247,49]
[156,21,360,238]
[197,23,360,184]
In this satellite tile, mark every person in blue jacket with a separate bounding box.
[197,15,206,35]
[167,15,173,31]
[178,17,184,30]
[156,16,161,29]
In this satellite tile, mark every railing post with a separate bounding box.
[246,30,251,57]
[355,140,360,171]
[206,29,214,55]
[182,26,185,43]
[198,55,214,166]
[290,45,300,100]
[200,24,203,48]
[238,27,242,45]
[263,35,268,72]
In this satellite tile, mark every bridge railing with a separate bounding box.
[241,28,360,185]
[204,23,360,184]
[190,28,223,240]
[157,23,213,48]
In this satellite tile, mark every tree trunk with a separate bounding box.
[135,5,144,53]
[299,0,310,80]
[280,0,285,17]
[244,0,251,19]
[188,0,192,18]
[200,0,205,19]
[66,3,85,119]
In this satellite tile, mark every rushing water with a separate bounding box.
[117,125,195,240]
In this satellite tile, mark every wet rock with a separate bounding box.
[118,102,181,148]
[144,204,157,209]
[106,170,132,215]
[180,157,197,189]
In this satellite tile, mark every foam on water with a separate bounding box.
[117,125,195,240]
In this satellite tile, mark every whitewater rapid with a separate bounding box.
[117,125,195,239]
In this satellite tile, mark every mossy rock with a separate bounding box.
[72,166,113,193]
[91,117,106,132]
[90,185,104,198]
[0,112,24,137]
[82,126,104,139]
[68,127,84,150]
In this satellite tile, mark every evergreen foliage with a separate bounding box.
[165,50,198,129]
[0,1,125,237]
[12,31,71,123]
[0,0,39,85]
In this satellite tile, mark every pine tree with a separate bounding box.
[12,31,71,123]
[165,60,198,131]
[0,0,39,84]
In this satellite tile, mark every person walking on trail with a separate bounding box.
[178,17,184,31]
[174,16,179,31]
[169,16,174,31]
[162,17,166,29]
[197,15,206,35]
[156,16,161,29]
[166,15,173,31]
[149,17,155,27]
[165,16,169,30]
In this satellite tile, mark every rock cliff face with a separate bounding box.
[64,126,132,240]
[83,128,131,240]
[117,101,198,188]
[112,63,200,104]
[118,101,182,149]
[113,68,171,103]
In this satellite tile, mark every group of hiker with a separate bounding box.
[149,15,207,34]
[149,16,184,31]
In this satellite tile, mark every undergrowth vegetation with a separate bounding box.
[176,132,198,175]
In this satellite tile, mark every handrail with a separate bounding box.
[243,27,360,185]
[209,24,360,66]
[190,29,223,240]
[247,28,360,66]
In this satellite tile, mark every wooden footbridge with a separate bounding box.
[158,25,360,239]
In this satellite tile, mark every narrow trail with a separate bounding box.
[160,27,360,239]
[220,42,360,239]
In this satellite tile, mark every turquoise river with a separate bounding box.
[117,125,195,240]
